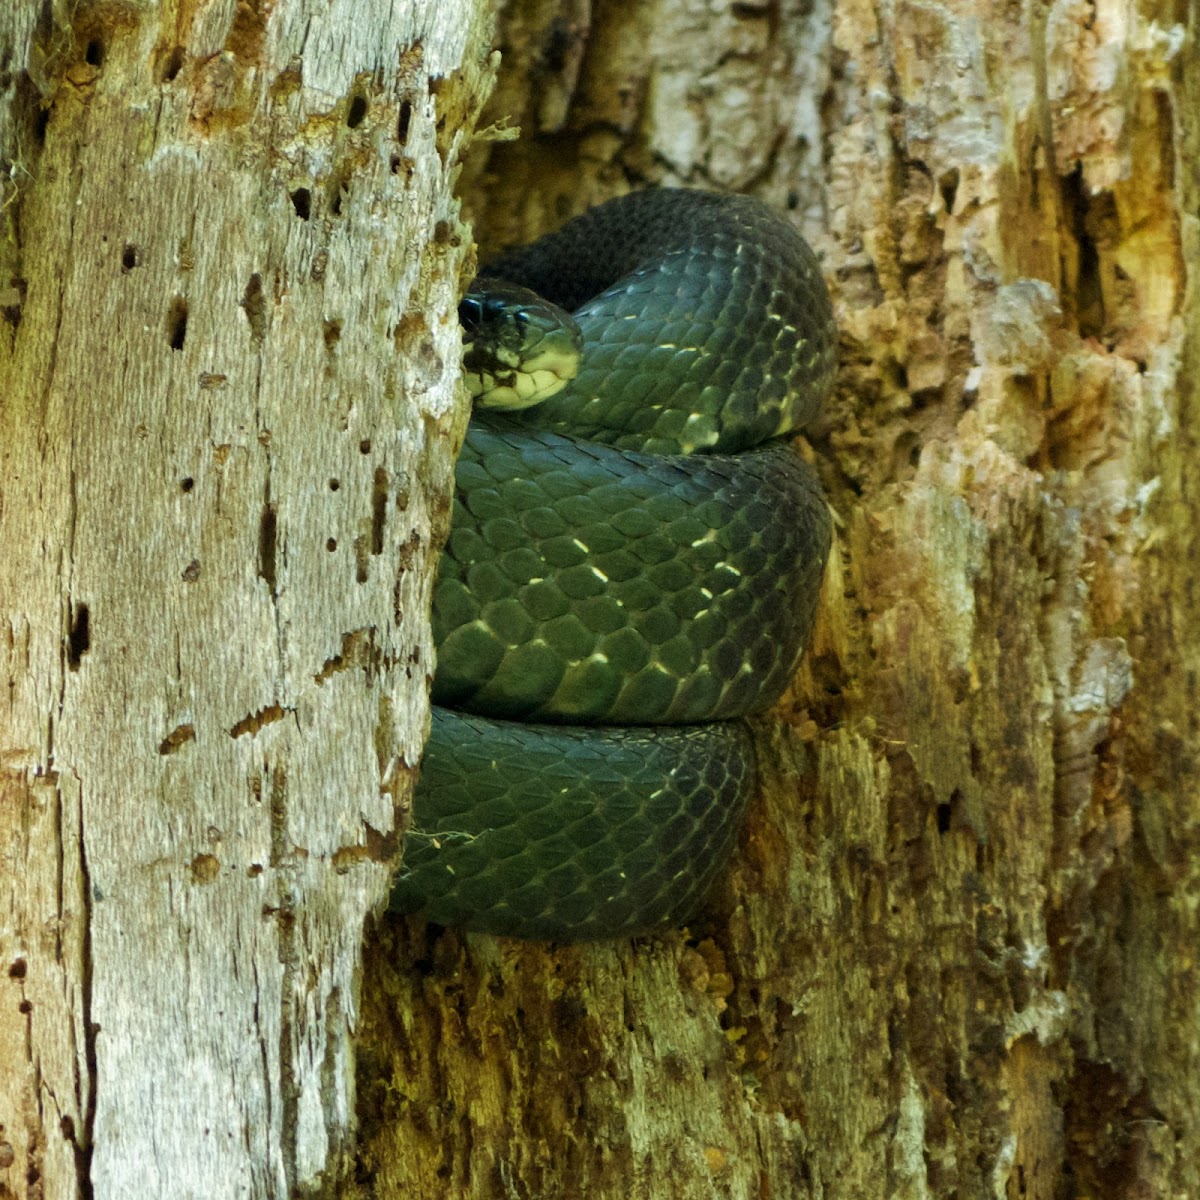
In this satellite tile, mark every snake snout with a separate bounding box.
[460,280,583,411]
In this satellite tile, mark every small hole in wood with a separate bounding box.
[359,438,371,454]
[347,95,368,128]
[397,99,412,143]
[326,538,337,552]
[67,604,90,669]
[162,46,185,81]
[168,297,188,350]
[85,39,103,67]
[371,468,388,555]
[121,244,138,272]
[939,168,960,214]
[2,277,24,332]
[181,477,194,492]
[241,274,266,344]
[258,505,277,592]
[158,724,196,755]
[328,478,340,491]
[290,187,311,219]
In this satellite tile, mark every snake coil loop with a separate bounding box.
[391,189,835,940]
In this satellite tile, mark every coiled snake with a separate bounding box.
[390,189,835,940]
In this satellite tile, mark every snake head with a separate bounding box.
[460,279,583,410]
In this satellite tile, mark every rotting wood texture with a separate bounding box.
[353,0,1199,1197]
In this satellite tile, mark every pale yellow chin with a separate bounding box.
[467,346,580,411]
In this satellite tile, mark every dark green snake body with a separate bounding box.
[398,711,757,940]
[391,189,835,940]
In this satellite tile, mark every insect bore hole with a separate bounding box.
[168,297,188,350]
[67,604,90,669]
[161,46,185,81]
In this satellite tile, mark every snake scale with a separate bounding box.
[390,189,835,940]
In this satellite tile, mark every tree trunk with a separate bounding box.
[354,0,1199,1198]
[0,3,489,1196]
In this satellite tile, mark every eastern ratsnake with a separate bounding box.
[390,189,834,940]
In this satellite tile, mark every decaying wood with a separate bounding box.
[353,0,1199,1197]
[0,3,492,1195]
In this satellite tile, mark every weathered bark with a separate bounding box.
[0,3,490,1196]
[354,0,1199,1197]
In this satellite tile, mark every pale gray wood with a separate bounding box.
[0,2,491,1195]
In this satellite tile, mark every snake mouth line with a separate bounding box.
[462,342,583,410]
